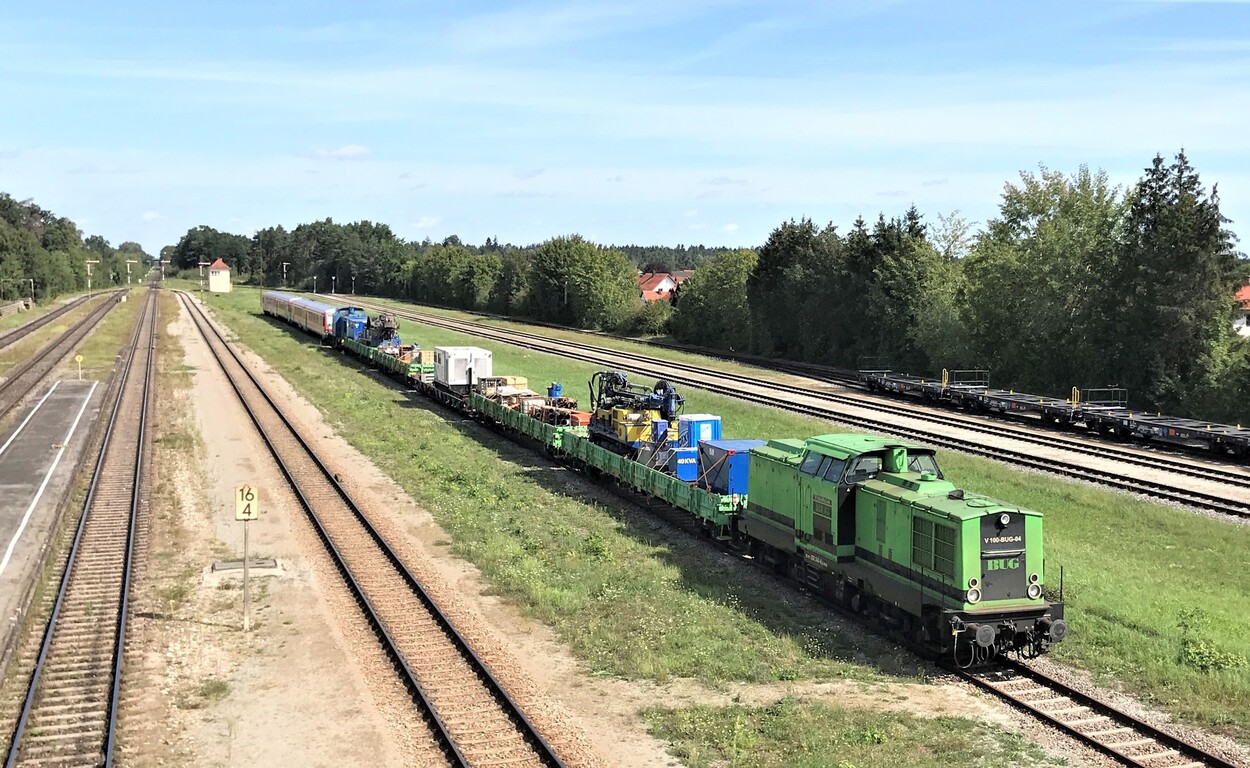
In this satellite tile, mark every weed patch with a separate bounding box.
[643,699,1059,768]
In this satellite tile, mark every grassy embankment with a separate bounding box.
[326,289,1250,731]
[188,284,1069,767]
[208,287,1250,737]
[356,294,802,385]
[360,291,1250,738]
[0,295,115,378]
[0,287,109,335]
[76,289,144,379]
[643,699,1050,768]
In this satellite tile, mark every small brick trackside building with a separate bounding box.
[208,258,232,293]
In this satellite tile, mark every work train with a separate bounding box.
[262,291,1068,665]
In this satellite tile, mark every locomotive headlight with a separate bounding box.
[968,577,979,588]
[1029,572,1039,584]
[966,587,982,604]
[998,513,1011,527]
[1027,584,1042,600]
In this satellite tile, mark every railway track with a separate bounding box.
[342,295,1250,468]
[345,300,1249,517]
[0,295,94,352]
[353,300,1250,485]
[3,287,156,767]
[256,293,1245,767]
[177,291,566,768]
[604,480,1243,768]
[0,292,124,421]
[304,315,1242,768]
[959,661,1240,768]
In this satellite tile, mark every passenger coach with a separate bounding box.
[261,291,337,339]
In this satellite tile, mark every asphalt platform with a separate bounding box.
[0,380,102,665]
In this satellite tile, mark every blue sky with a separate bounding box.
[1,0,1248,254]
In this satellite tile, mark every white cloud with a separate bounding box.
[140,210,161,221]
[414,216,441,229]
[311,144,371,160]
[721,223,739,234]
[683,208,699,218]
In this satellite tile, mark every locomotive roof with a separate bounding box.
[805,433,928,458]
[863,475,1041,521]
[753,434,933,464]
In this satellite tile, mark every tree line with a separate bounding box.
[169,221,668,332]
[165,149,1248,421]
[673,152,1249,423]
[0,194,150,304]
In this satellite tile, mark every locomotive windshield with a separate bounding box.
[845,455,881,483]
[799,448,940,484]
[908,452,943,478]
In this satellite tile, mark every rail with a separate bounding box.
[0,295,94,351]
[288,293,1243,767]
[958,660,1239,768]
[4,287,156,767]
[340,301,1250,518]
[0,291,125,421]
[177,291,566,768]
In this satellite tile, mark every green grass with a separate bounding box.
[76,289,144,378]
[643,698,1061,768]
[0,288,105,333]
[0,297,106,376]
[202,285,1250,741]
[196,286,912,685]
[0,299,56,335]
[353,293,802,383]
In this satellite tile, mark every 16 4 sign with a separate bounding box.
[235,485,260,632]
[236,485,260,521]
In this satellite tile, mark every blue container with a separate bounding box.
[677,414,721,448]
[548,382,563,399]
[697,439,766,495]
[670,446,699,481]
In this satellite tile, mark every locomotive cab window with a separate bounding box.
[844,455,882,484]
[799,451,824,475]
[820,458,847,483]
[907,452,943,478]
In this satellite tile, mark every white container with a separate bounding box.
[434,346,493,389]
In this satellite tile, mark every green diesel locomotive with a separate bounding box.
[743,434,1067,665]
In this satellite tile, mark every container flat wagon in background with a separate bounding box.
[859,366,1250,460]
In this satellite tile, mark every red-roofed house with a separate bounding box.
[208,258,232,293]
[1235,283,1250,336]
[638,271,694,302]
[639,272,676,302]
